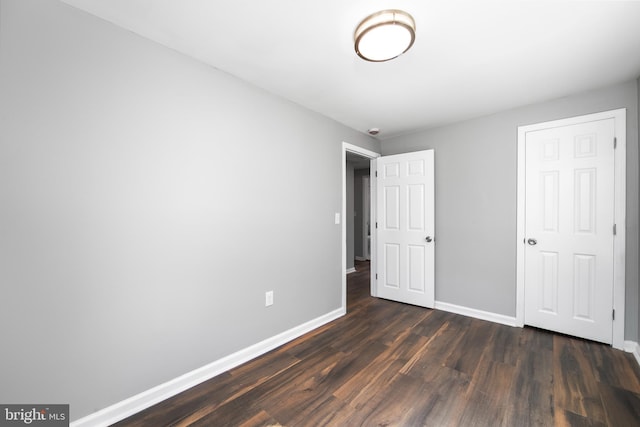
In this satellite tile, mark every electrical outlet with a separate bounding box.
[265,291,274,307]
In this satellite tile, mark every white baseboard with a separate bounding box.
[624,340,640,367]
[346,267,356,274]
[71,307,346,427]
[434,301,518,327]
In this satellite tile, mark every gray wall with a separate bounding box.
[382,81,639,341]
[0,0,379,421]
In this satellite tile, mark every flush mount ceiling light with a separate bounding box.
[354,9,416,62]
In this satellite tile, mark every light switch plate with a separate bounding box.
[265,291,274,307]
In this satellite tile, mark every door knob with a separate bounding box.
[425,236,433,243]
[527,238,537,245]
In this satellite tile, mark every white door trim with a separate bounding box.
[516,108,626,349]
[342,142,380,310]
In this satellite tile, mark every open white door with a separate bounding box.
[375,150,434,308]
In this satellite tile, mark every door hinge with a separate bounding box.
[375,171,378,177]
[612,309,615,320]
[614,137,617,149]
[376,222,378,229]
[613,224,617,235]
[375,273,378,280]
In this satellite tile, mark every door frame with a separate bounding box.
[515,108,626,349]
[342,142,380,310]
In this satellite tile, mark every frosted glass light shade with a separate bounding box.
[354,10,416,62]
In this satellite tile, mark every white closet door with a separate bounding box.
[524,118,615,344]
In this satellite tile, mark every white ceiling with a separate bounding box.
[60,0,640,140]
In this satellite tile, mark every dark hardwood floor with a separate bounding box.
[114,261,640,426]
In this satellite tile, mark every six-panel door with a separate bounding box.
[524,119,615,344]
[376,150,434,308]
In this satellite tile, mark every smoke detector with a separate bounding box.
[368,128,380,136]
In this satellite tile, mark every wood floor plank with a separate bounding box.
[398,321,451,376]
[411,307,459,337]
[454,352,517,426]
[598,382,640,426]
[187,346,343,426]
[407,362,471,426]
[509,359,554,426]
[285,394,352,427]
[517,326,555,384]
[236,410,281,427]
[553,336,608,424]
[444,318,497,375]
[185,392,265,427]
[333,329,426,406]
[505,326,555,427]
[114,261,640,427]
[555,409,608,427]
[455,393,510,427]
[266,341,389,424]
[588,343,640,394]
[483,322,524,366]
[398,316,471,379]
[339,372,434,426]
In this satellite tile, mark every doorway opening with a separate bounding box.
[342,142,380,313]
